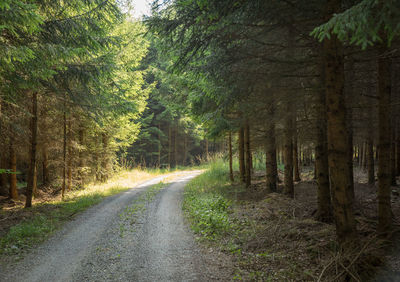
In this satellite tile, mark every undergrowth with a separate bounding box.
[184,158,387,281]
[183,159,238,240]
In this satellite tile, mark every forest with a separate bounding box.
[1,0,400,281]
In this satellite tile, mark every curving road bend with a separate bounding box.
[1,170,224,282]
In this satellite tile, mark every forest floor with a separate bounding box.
[183,162,400,281]
[0,170,231,281]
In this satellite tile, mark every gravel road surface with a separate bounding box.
[1,171,223,282]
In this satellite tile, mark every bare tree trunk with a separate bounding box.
[183,134,187,166]
[397,124,400,176]
[9,141,18,200]
[168,125,172,168]
[61,101,67,199]
[42,147,49,186]
[0,100,8,196]
[101,133,110,181]
[324,0,357,244]
[315,60,332,222]
[26,92,38,208]
[358,144,363,167]
[205,138,209,161]
[238,127,245,183]
[0,153,8,196]
[67,120,72,190]
[367,138,375,185]
[174,124,178,167]
[377,34,392,234]
[78,126,85,187]
[293,124,301,182]
[265,106,277,192]
[244,120,251,188]
[228,132,234,182]
[362,142,368,171]
[158,124,161,167]
[283,106,294,198]
[391,127,397,186]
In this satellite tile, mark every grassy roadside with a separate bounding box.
[0,169,168,257]
[183,159,344,281]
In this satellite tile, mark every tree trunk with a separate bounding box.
[183,134,188,166]
[67,120,72,190]
[0,153,8,196]
[367,138,375,185]
[244,120,251,188]
[397,125,400,176]
[358,144,363,167]
[9,142,18,200]
[61,103,67,199]
[42,147,49,186]
[293,125,301,182]
[0,100,8,196]
[228,132,234,182]
[205,138,209,161]
[265,105,277,192]
[158,124,161,167]
[377,34,392,234]
[391,127,397,186]
[26,92,38,208]
[101,133,110,181]
[78,126,85,187]
[174,124,178,167]
[396,119,400,176]
[283,107,294,198]
[168,125,172,168]
[324,0,357,244]
[315,59,332,222]
[238,127,245,183]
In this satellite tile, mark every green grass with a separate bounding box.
[183,159,238,240]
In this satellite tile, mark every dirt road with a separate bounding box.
[1,171,222,282]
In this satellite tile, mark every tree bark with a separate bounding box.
[324,0,357,244]
[0,153,8,196]
[238,127,245,183]
[228,132,234,182]
[265,106,277,192]
[26,92,38,208]
[174,124,178,167]
[9,142,18,200]
[67,120,72,190]
[315,59,332,222]
[0,100,7,196]
[377,34,392,234]
[391,125,397,186]
[101,133,110,181]
[293,124,301,182]
[367,138,375,185]
[42,147,49,186]
[183,134,188,166]
[168,125,172,168]
[244,120,251,188]
[78,126,85,187]
[205,138,209,161]
[61,102,67,199]
[283,106,294,198]
[397,124,400,176]
[158,124,161,167]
